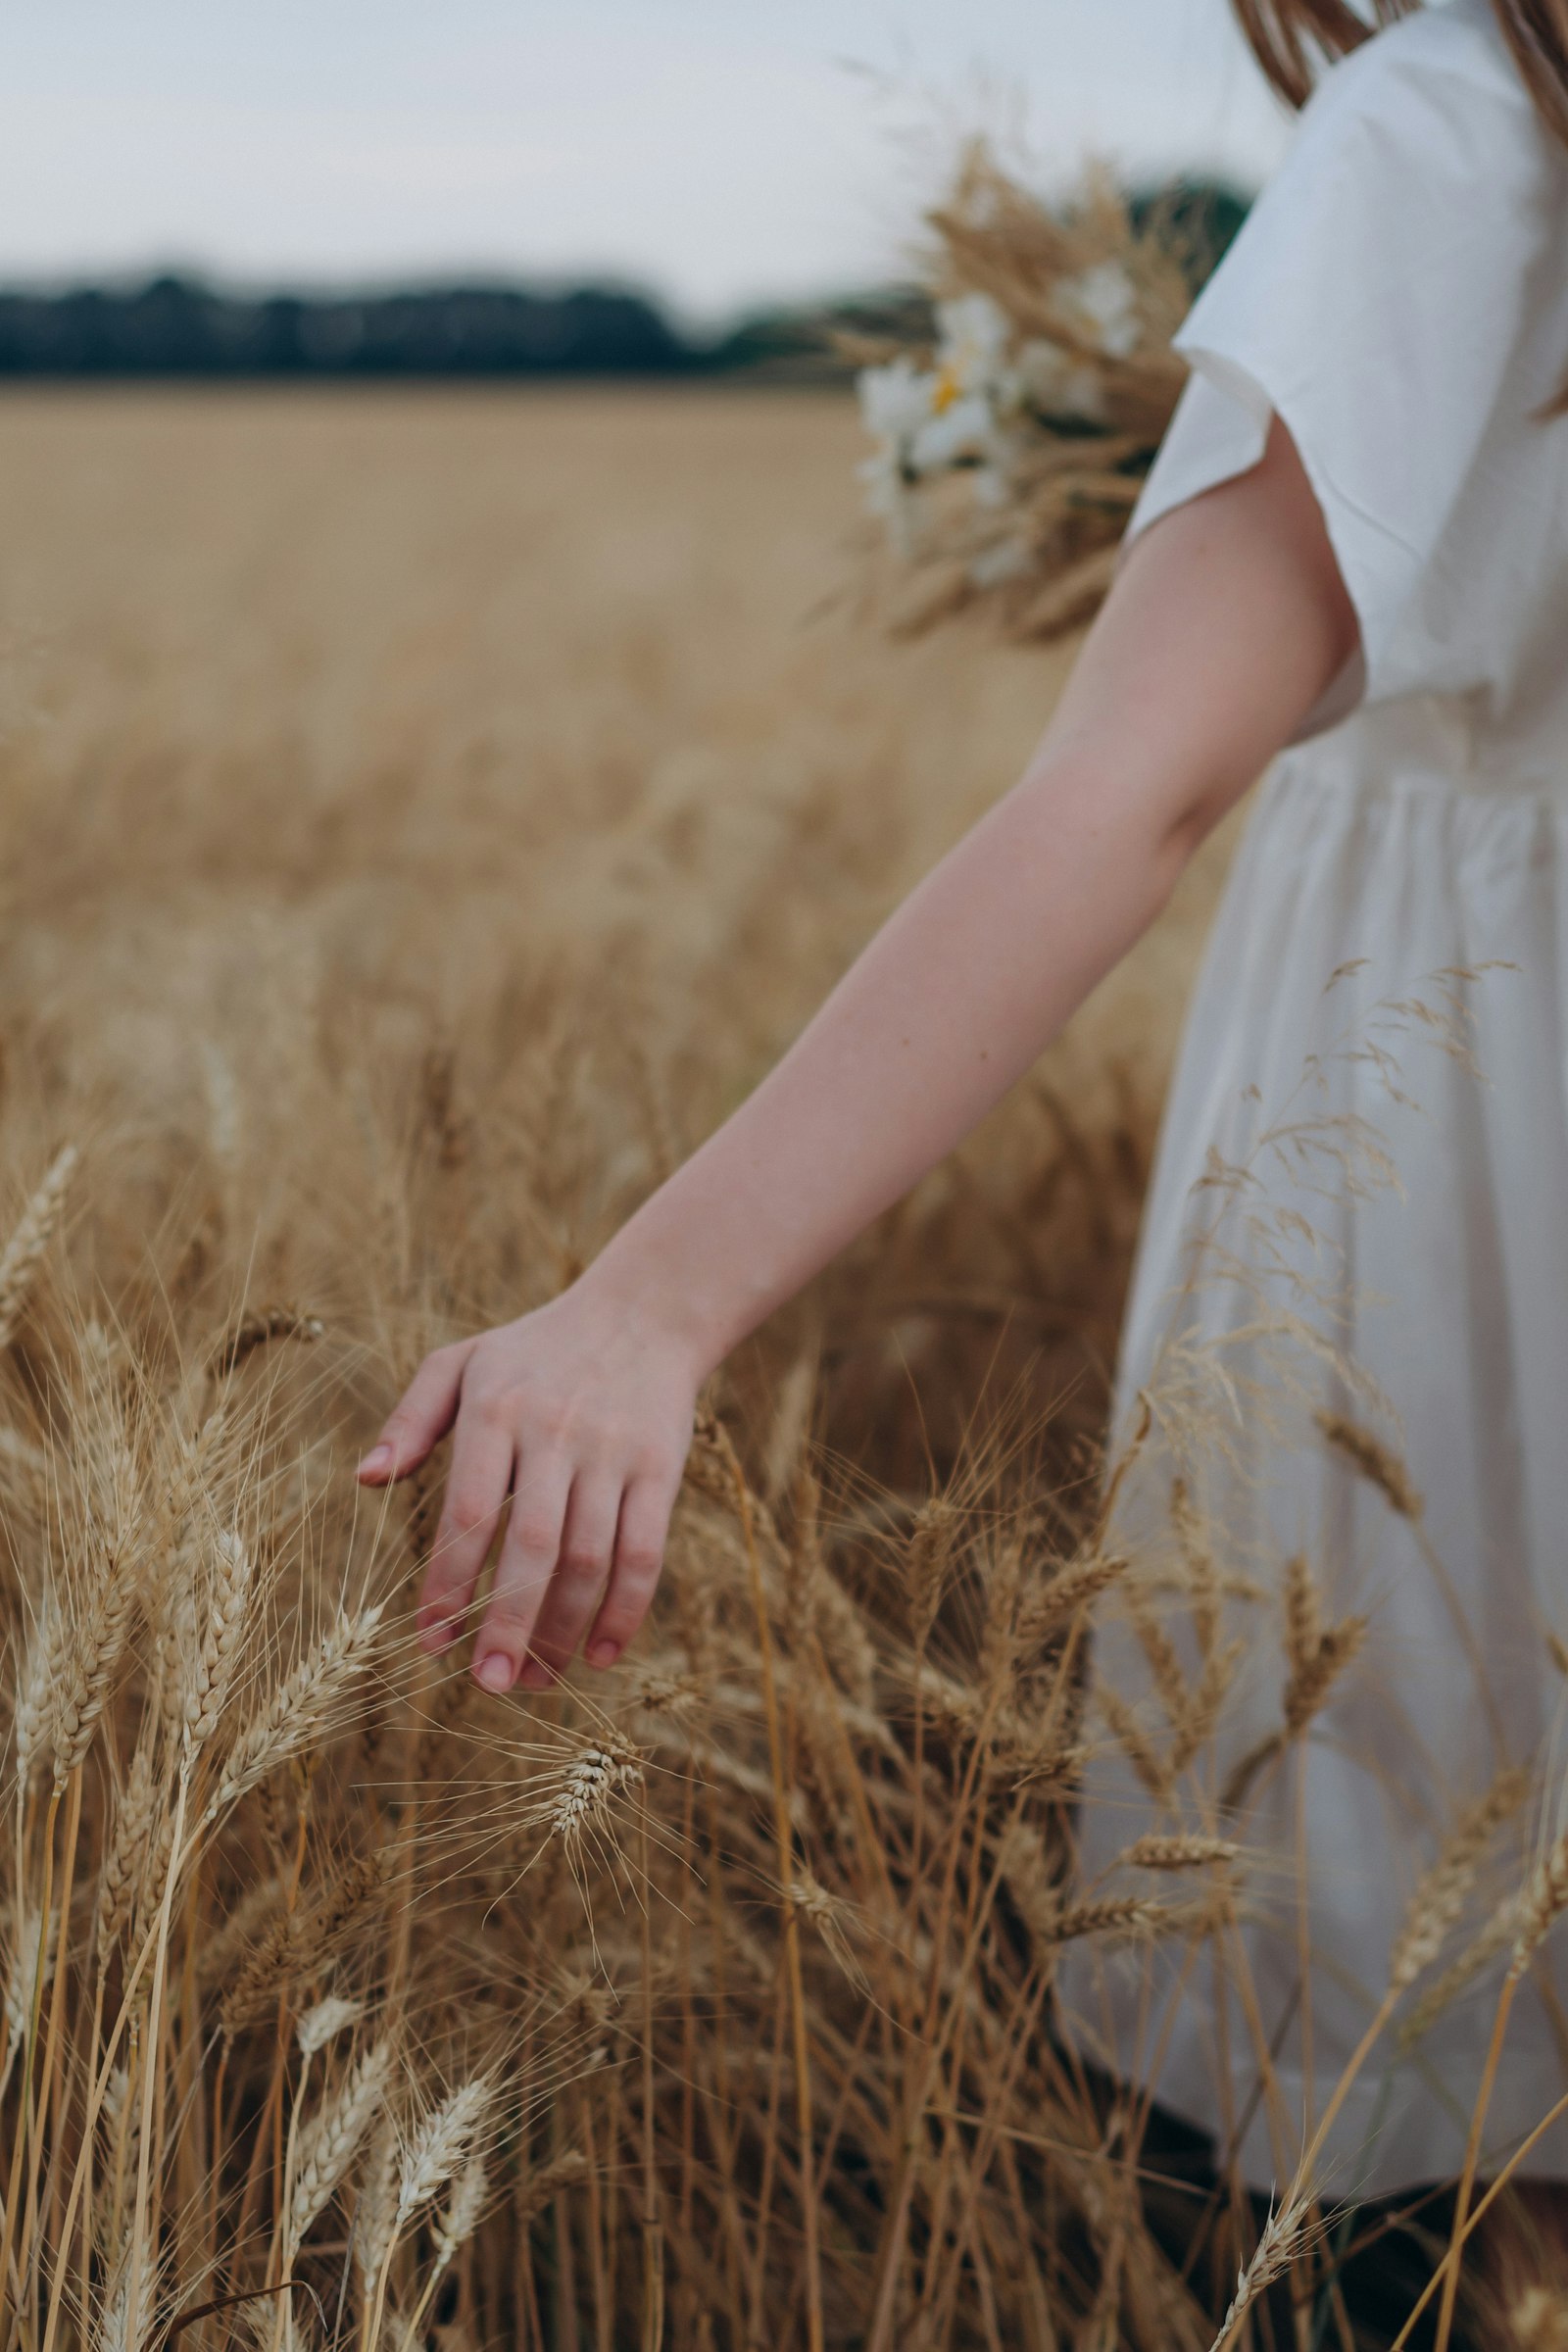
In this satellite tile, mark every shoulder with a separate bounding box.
[1219,0,1568,277]
[1170,0,1563,409]
[1300,1,1544,167]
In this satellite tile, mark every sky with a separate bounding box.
[1,0,1298,323]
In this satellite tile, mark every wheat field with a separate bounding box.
[0,386,1543,2352]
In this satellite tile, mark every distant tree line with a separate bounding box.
[0,279,706,379]
[0,276,956,382]
[0,181,1248,381]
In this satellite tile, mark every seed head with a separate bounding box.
[0,1146,77,1352]
[396,2078,495,2229]
[288,2038,392,2255]
[550,1743,643,1848]
[297,1996,365,2059]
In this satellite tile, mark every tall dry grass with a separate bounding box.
[0,388,1557,2350]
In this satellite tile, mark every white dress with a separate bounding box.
[1056,0,1568,2200]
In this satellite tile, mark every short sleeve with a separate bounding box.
[1125,1,1553,739]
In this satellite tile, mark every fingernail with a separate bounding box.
[473,1652,514,1693]
[357,1445,392,1479]
[517,1659,554,1691]
[587,1640,620,1669]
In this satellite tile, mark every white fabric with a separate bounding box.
[1056,0,1568,2199]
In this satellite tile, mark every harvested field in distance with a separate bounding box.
[0,387,1245,2352]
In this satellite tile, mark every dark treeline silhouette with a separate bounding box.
[0,182,1249,381]
[0,278,702,379]
[0,275,950,382]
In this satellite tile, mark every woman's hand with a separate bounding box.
[356,1283,706,1693]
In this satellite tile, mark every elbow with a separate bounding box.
[1144,789,1223,910]
[1013,736,1246,923]
[1142,811,1202,919]
[1036,725,1250,880]
[1160,795,1217,878]
[1152,752,1259,890]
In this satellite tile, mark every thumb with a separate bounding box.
[357,1341,476,1484]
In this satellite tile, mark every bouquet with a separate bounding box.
[854,147,1212,641]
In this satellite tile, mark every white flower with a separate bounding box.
[856,315,1018,553]
[909,390,998,473]
[857,357,942,549]
[1054,261,1142,360]
[1017,336,1108,425]
[934,291,1012,397]
[857,355,940,444]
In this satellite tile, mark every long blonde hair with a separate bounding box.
[1232,0,1568,143]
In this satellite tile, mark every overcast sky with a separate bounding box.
[2,0,1296,321]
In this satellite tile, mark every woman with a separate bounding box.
[361,0,1568,2225]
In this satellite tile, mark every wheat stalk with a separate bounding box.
[209,1601,385,1817]
[1315,1408,1423,1519]
[195,1875,284,1986]
[181,1529,254,1755]
[1401,1894,1527,2046]
[1029,1550,1127,1632]
[1511,1835,1568,1978]
[221,1851,390,2035]
[1053,1895,1166,1943]
[53,1446,146,1783]
[287,2038,393,2255]
[395,2150,491,2352]
[95,1737,162,1964]
[1113,1835,1239,1875]
[296,1997,365,2060]
[1209,2193,1314,2351]
[429,2150,487,2270]
[549,1743,644,1850]
[355,2124,400,2297]
[1388,1764,1532,1992]
[210,1306,324,1382]
[0,1145,77,1350]
[14,1601,67,1787]
[1,1904,48,2097]
[394,2078,494,2229]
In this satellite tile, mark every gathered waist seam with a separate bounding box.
[1270,751,1567,816]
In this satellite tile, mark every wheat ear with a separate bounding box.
[549,1743,644,1850]
[1113,1835,1240,1875]
[1209,2193,1315,2351]
[395,2079,494,2228]
[181,1529,254,1755]
[54,1449,145,1782]
[1388,1765,1532,1993]
[95,1738,162,1964]
[0,1145,77,1350]
[209,1602,385,1816]
[287,2038,393,2257]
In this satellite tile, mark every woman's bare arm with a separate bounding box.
[358,416,1357,1693]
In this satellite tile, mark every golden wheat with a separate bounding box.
[0,386,1547,2352]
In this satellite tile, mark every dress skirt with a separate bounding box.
[1056,701,1568,2198]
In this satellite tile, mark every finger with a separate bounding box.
[517,1473,623,1690]
[584,1474,678,1669]
[472,1453,574,1693]
[359,1341,476,1485]
[416,1414,514,1652]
